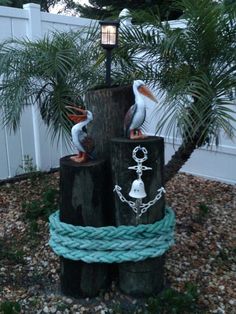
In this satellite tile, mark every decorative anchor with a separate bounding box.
[113,145,166,225]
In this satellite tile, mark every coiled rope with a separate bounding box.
[49,207,175,263]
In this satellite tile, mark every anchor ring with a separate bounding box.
[132,146,148,163]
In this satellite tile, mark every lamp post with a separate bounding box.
[99,20,119,87]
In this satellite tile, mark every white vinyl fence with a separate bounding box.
[0,3,93,179]
[0,4,235,184]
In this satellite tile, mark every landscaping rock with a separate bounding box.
[0,172,235,313]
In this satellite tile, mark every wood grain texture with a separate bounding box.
[110,137,165,225]
[59,156,111,297]
[85,85,134,159]
[110,137,165,296]
[85,85,135,226]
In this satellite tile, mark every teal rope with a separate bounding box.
[49,207,175,263]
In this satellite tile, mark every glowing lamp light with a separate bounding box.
[100,20,119,48]
[99,20,120,86]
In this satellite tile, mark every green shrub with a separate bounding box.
[147,283,200,314]
[198,203,210,216]
[192,203,210,223]
[0,301,21,314]
[23,187,58,221]
[0,240,24,265]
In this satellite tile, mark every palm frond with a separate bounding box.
[0,28,103,143]
[118,0,236,147]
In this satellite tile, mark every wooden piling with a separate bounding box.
[110,137,165,297]
[85,85,134,226]
[85,85,134,159]
[59,156,111,297]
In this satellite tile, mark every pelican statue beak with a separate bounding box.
[68,114,87,123]
[138,85,158,103]
[66,106,87,123]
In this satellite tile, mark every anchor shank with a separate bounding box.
[135,198,142,225]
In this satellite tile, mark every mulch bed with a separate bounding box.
[0,172,235,313]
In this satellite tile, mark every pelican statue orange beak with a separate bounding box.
[68,113,87,123]
[66,106,87,123]
[138,85,158,103]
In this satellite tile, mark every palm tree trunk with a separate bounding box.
[164,139,198,184]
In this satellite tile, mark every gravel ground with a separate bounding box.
[0,172,235,313]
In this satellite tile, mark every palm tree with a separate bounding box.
[0,26,103,144]
[0,0,235,184]
[119,0,236,183]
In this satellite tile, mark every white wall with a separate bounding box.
[0,4,235,184]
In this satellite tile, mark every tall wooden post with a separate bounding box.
[85,85,134,159]
[85,85,134,226]
[110,137,165,296]
[59,156,111,297]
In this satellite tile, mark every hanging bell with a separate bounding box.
[129,178,147,199]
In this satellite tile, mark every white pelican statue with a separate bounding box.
[124,80,158,139]
[67,106,94,163]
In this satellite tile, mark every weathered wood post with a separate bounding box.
[59,156,111,297]
[85,86,134,159]
[85,85,134,226]
[56,86,134,297]
[110,137,165,296]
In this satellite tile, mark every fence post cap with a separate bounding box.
[119,8,132,26]
[23,3,41,10]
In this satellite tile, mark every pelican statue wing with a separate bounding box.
[81,135,95,155]
[124,104,137,137]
